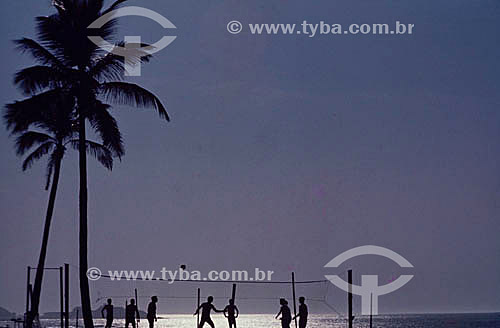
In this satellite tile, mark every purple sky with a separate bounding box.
[0,0,499,315]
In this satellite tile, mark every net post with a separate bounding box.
[196,288,200,328]
[75,309,79,328]
[25,266,31,328]
[26,284,33,328]
[64,263,69,328]
[28,284,33,307]
[291,272,298,328]
[135,288,139,327]
[59,266,64,328]
[369,293,373,328]
[231,284,236,302]
[348,270,353,328]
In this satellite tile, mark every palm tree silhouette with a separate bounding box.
[10,1,169,326]
[4,93,115,328]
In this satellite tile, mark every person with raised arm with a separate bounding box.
[194,296,224,328]
[125,299,140,328]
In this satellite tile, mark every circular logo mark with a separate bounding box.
[324,245,414,315]
[87,267,102,281]
[227,20,243,34]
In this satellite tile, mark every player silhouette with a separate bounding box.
[125,299,140,328]
[275,298,292,328]
[223,299,239,328]
[292,297,308,328]
[194,296,223,328]
[101,299,113,328]
[147,296,158,328]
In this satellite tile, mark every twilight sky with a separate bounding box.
[0,0,499,315]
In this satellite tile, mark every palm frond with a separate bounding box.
[69,139,114,170]
[22,142,54,171]
[98,82,169,121]
[86,0,106,16]
[4,91,56,133]
[102,0,129,15]
[14,65,67,95]
[4,89,70,134]
[89,42,152,82]
[15,131,55,156]
[89,52,125,82]
[87,101,124,158]
[14,38,64,68]
[37,3,119,68]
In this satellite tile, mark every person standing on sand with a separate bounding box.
[147,296,158,328]
[223,299,239,328]
[101,298,114,328]
[292,297,308,328]
[125,299,140,328]
[194,296,224,328]
[275,298,292,328]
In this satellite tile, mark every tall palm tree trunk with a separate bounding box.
[27,156,62,328]
[78,113,94,328]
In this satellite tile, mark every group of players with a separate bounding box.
[101,297,157,328]
[101,295,308,328]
